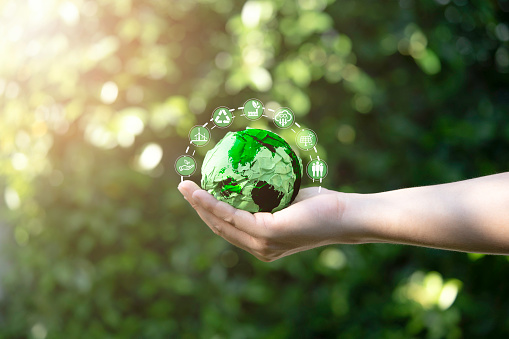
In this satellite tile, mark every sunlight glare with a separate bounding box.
[138,143,163,170]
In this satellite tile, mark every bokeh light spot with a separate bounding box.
[496,47,509,68]
[352,95,373,113]
[415,49,442,75]
[319,248,347,270]
[215,52,233,70]
[337,124,356,144]
[438,280,461,310]
[4,187,21,210]
[241,1,262,28]
[495,23,509,41]
[31,322,47,339]
[249,67,272,92]
[121,114,145,136]
[397,271,462,310]
[59,2,80,26]
[11,153,28,171]
[100,81,119,104]
[138,143,163,171]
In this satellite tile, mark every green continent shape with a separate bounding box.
[228,129,302,185]
[201,129,302,213]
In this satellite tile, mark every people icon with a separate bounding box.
[307,159,328,180]
[311,161,324,178]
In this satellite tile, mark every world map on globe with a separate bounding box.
[201,128,303,213]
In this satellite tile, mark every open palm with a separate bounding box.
[178,180,352,262]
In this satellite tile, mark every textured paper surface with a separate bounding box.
[201,129,302,213]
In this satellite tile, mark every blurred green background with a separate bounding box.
[1,0,509,337]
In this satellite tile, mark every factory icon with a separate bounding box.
[247,101,261,117]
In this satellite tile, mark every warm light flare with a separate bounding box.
[138,143,163,171]
[100,81,119,104]
[58,1,80,26]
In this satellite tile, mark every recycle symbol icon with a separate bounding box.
[215,109,231,124]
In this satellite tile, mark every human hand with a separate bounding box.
[178,180,359,262]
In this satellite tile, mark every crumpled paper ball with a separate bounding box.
[201,128,302,213]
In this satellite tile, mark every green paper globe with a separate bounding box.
[201,128,302,213]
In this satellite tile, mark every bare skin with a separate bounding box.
[178,172,509,262]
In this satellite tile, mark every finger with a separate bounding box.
[179,181,263,251]
[192,189,269,238]
[178,180,202,203]
[179,180,254,228]
[192,203,259,253]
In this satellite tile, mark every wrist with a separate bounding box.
[339,192,393,244]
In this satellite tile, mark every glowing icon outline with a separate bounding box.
[296,128,318,150]
[175,155,197,177]
[188,125,210,147]
[243,98,264,121]
[179,159,194,172]
[212,106,233,128]
[306,159,328,181]
[273,107,294,129]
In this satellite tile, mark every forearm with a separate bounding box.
[342,173,509,254]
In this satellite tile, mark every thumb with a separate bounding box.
[178,180,203,207]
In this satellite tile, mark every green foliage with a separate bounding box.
[1,0,509,337]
